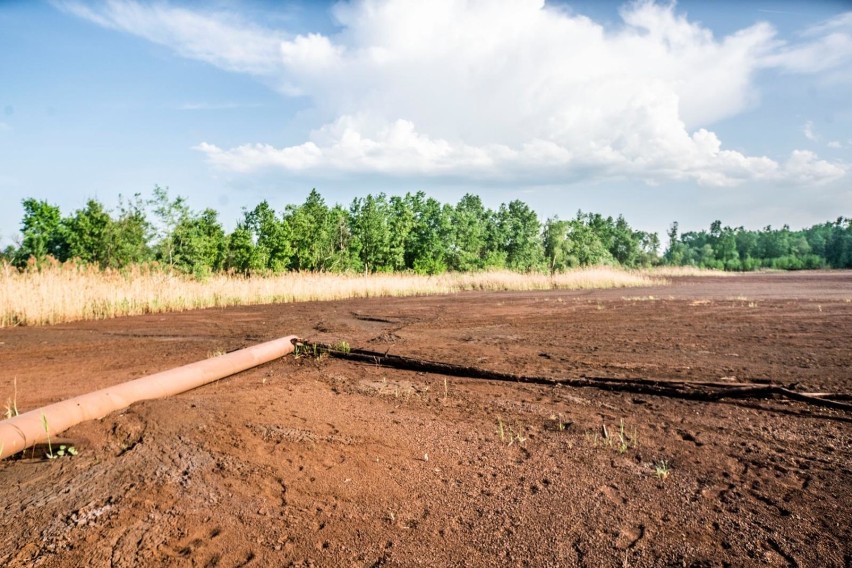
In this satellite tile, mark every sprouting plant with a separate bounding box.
[4,378,19,419]
[333,340,351,353]
[654,460,671,480]
[40,414,78,460]
[608,419,638,453]
[507,425,527,446]
[495,417,527,446]
[207,349,226,358]
[293,342,322,359]
[589,419,638,453]
[443,377,448,400]
[549,413,567,432]
[54,445,78,458]
[42,413,55,459]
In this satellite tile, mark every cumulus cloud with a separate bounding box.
[62,0,850,187]
[781,150,846,183]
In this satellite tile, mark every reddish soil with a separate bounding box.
[1,272,850,567]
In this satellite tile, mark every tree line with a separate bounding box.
[1,186,849,275]
[664,218,852,270]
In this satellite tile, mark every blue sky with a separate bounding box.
[1,0,850,247]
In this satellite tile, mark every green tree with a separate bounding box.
[324,204,357,272]
[448,194,501,271]
[636,231,660,267]
[62,197,153,269]
[664,222,686,265]
[148,185,190,267]
[16,198,67,265]
[715,227,739,266]
[387,195,416,271]
[497,200,543,271]
[63,199,112,265]
[244,201,292,272]
[224,225,267,274]
[609,215,641,267]
[107,193,154,267]
[350,193,392,273]
[285,189,333,271]
[566,218,615,266]
[734,228,757,262]
[169,209,227,276]
[826,217,852,268]
[406,193,451,274]
[543,217,574,275]
[757,225,789,259]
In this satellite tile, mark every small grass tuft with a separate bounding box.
[588,419,638,453]
[4,378,19,419]
[654,460,671,480]
[496,417,527,446]
[548,413,568,432]
[41,413,54,459]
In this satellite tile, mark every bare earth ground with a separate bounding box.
[0,272,850,567]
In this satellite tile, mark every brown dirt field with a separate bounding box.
[1,271,850,567]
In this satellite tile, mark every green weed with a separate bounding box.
[589,419,638,453]
[293,342,322,359]
[53,445,78,458]
[654,460,671,480]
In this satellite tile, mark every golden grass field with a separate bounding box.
[0,261,668,327]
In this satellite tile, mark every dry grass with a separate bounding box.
[0,262,664,327]
[644,266,735,278]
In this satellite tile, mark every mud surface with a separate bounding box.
[1,272,850,567]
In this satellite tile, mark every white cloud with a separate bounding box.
[63,0,850,187]
[764,11,852,76]
[803,120,817,141]
[827,140,842,149]
[55,0,287,76]
[781,150,846,183]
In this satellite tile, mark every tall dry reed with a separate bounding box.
[643,266,735,277]
[0,262,664,327]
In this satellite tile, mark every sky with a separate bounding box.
[1,0,851,247]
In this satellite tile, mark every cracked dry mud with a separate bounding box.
[1,272,850,567]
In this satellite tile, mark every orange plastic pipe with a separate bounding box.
[0,335,298,460]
